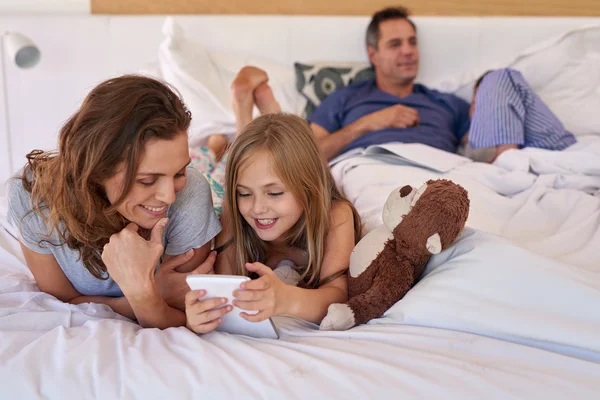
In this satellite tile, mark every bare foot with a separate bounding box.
[230,66,270,135]
[231,66,269,91]
[254,83,281,115]
[206,134,229,161]
[231,83,254,134]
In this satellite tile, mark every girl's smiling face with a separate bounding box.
[235,150,303,243]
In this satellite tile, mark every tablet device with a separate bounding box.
[185,274,279,339]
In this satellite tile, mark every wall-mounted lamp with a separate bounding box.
[2,32,40,174]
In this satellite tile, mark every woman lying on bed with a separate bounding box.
[6,75,221,329]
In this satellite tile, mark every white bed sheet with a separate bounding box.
[334,137,600,270]
[2,13,600,398]
[2,200,600,398]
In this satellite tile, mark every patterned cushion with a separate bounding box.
[294,62,374,118]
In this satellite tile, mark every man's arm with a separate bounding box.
[311,104,419,161]
[311,120,371,161]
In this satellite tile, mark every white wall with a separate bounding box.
[0,0,90,14]
[0,1,90,194]
[1,39,10,191]
[1,15,600,197]
[0,15,165,195]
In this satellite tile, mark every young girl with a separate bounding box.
[185,113,362,334]
[6,75,221,329]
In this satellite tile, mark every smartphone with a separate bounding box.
[186,274,279,339]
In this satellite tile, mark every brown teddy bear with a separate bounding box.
[320,179,470,331]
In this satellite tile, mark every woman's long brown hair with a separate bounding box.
[20,75,192,279]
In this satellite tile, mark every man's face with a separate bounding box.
[368,19,419,86]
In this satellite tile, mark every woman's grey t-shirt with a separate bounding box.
[6,166,221,297]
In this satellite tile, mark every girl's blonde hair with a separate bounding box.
[224,113,361,288]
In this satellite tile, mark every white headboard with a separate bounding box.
[1,15,600,193]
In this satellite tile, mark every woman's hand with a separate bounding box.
[185,290,232,334]
[155,250,217,310]
[232,262,294,322]
[101,219,168,299]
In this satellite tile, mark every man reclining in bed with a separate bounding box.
[308,6,577,163]
[307,6,469,161]
[211,6,576,165]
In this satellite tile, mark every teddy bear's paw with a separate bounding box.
[273,260,302,286]
[319,304,355,331]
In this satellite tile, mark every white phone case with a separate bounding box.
[186,274,279,339]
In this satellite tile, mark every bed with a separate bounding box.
[1,14,600,399]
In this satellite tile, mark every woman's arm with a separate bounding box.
[215,244,235,275]
[70,296,135,320]
[157,243,214,310]
[162,243,211,273]
[213,206,235,275]
[123,284,186,329]
[100,221,192,329]
[20,243,136,320]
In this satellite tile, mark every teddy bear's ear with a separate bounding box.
[426,233,442,254]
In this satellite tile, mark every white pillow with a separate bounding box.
[158,18,234,140]
[435,25,600,137]
[157,18,301,143]
[511,25,600,136]
[375,228,600,355]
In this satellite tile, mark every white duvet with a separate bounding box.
[334,137,600,270]
[1,191,600,397]
[2,14,600,397]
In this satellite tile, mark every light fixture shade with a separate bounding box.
[4,32,40,69]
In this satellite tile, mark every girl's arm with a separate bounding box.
[236,201,356,324]
[287,201,356,322]
[20,244,137,320]
[283,282,348,324]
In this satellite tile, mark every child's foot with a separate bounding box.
[254,83,281,115]
[206,134,229,161]
[230,66,270,135]
[231,66,269,94]
[231,83,254,134]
